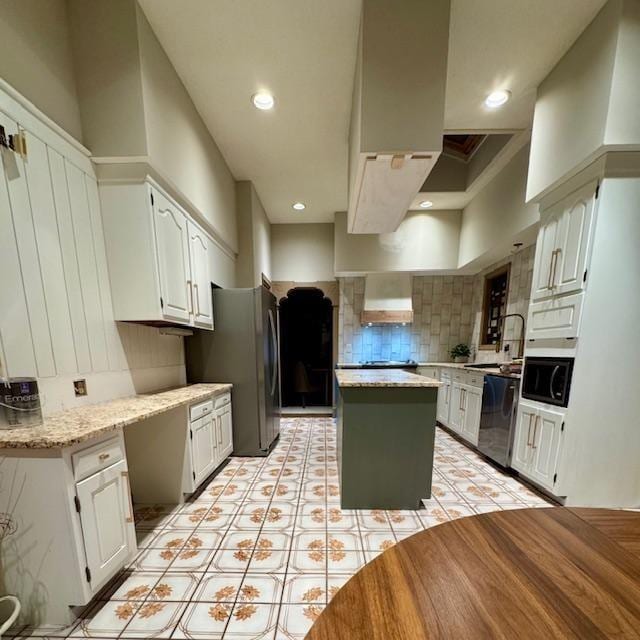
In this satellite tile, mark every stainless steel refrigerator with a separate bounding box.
[185,286,280,456]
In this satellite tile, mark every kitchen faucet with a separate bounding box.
[496,313,526,359]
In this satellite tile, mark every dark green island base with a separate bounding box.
[335,369,440,510]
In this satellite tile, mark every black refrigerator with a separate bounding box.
[185,286,280,456]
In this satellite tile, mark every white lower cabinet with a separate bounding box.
[217,400,233,460]
[188,393,234,490]
[0,432,137,627]
[460,385,482,446]
[190,412,217,487]
[449,382,464,433]
[447,379,482,446]
[512,399,564,492]
[76,458,135,589]
[437,372,451,425]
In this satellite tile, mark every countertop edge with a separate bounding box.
[0,383,233,450]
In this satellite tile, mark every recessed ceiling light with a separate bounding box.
[419,200,433,209]
[484,90,511,109]
[292,202,306,211]
[252,91,275,110]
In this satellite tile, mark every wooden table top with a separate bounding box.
[307,507,640,640]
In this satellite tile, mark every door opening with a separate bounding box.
[279,288,333,408]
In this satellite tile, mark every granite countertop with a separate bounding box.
[336,361,521,379]
[0,383,232,450]
[335,369,442,388]
[418,362,522,379]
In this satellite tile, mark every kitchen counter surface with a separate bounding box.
[418,362,522,379]
[335,369,441,388]
[336,362,520,379]
[0,383,232,449]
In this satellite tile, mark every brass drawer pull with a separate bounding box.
[98,452,111,462]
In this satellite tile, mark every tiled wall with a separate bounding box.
[338,275,475,363]
[338,244,535,365]
[470,244,535,364]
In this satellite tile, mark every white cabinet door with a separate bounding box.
[436,380,450,425]
[76,459,135,591]
[461,386,482,446]
[553,181,596,297]
[511,401,537,475]
[529,407,564,491]
[188,222,213,329]
[218,404,233,460]
[449,383,463,434]
[152,189,191,323]
[531,211,560,302]
[191,414,216,487]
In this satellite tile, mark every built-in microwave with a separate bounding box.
[521,357,574,407]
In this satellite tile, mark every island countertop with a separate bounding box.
[335,369,442,388]
[0,383,232,449]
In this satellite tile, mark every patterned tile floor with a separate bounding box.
[12,418,551,639]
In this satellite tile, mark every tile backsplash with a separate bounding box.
[338,244,535,364]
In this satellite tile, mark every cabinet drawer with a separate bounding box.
[214,393,231,409]
[417,366,438,379]
[527,292,584,341]
[72,437,125,482]
[440,370,452,381]
[466,374,484,388]
[190,399,214,422]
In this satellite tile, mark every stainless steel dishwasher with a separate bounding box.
[478,375,520,467]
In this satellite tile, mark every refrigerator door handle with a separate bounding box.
[267,309,278,398]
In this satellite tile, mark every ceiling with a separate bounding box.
[139,0,606,225]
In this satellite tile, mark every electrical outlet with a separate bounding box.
[74,379,87,397]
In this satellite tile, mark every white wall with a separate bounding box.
[235,181,271,287]
[67,0,148,156]
[335,209,461,275]
[68,0,238,254]
[527,0,640,201]
[271,224,335,282]
[136,6,238,253]
[0,0,83,141]
[526,0,619,201]
[459,145,539,271]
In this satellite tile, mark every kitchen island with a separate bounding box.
[335,369,441,509]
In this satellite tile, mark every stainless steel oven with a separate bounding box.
[522,357,574,407]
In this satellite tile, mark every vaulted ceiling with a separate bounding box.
[139,0,606,224]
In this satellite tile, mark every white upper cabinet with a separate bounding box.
[152,190,191,323]
[527,180,597,341]
[99,180,214,330]
[188,221,213,329]
[531,180,596,303]
[531,212,560,301]
[553,183,595,297]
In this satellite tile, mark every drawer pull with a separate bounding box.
[122,470,134,523]
[98,452,111,462]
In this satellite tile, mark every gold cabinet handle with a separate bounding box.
[193,282,200,316]
[121,470,134,523]
[98,452,111,462]
[532,415,540,449]
[553,249,561,288]
[187,280,193,314]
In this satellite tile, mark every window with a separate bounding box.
[480,265,510,348]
